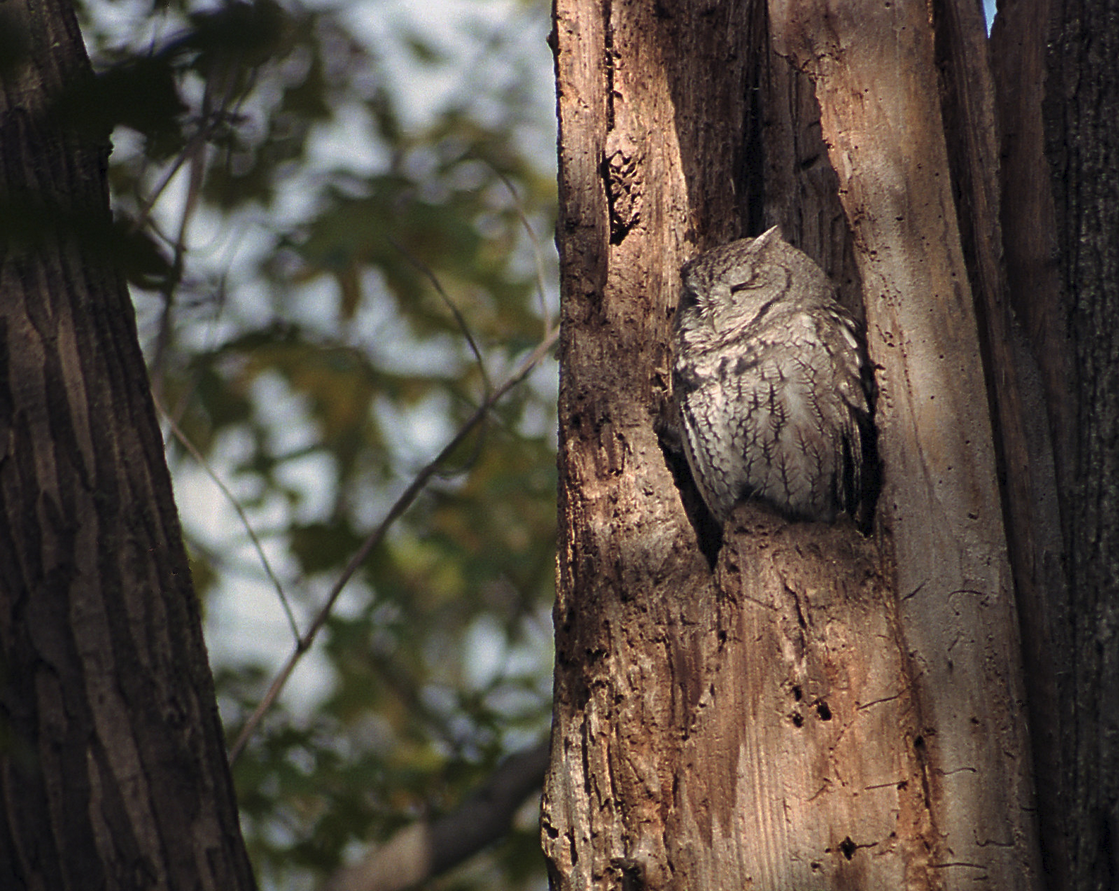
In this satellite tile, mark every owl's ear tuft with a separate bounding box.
[752,226,783,249]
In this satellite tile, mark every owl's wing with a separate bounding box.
[814,309,874,521]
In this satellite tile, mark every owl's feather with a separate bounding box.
[673,228,872,523]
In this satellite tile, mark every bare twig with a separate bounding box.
[148,144,206,398]
[132,128,207,234]
[228,325,559,762]
[132,46,251,233]
[144,56,248,399]
[494,169,553,336]
[154,394,301,642]
[389,235,492,397]
[322,737,550,891]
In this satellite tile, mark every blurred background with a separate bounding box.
[76,0,559,887]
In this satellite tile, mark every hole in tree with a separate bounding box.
[792,685,802,701]
[817,702,832,720]
[791,712,804,728]
[839,837,856,860]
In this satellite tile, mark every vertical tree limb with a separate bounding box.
[0,2,255,887]
[543,0,1014,886]
[770,1,1043,887]
[992,0,1119,887]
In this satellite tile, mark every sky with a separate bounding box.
[141,0,559,715]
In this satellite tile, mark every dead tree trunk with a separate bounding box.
[770,0,1042,885]
[990,0,1118,888]
[0,2,256,888]
[542,0,1054,887]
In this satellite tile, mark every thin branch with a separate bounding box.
[132,53,249,234]
[322,737,550,891]
[148,145,206,398]
[153,394,301,643]
[143,57,248,399]
[228,325,559,762]
[131,128,208,234]
[388,238,495,478]
[389,236,492,396]
[495,169,553,337]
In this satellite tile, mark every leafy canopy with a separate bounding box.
[73,0,558,887]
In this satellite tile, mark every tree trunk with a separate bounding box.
[990,0,1118,888]
[543,0,1055,887]
[0,2,256,889]
[770,1,1042,885]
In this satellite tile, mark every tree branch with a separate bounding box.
[228,326,559,761]
[323,738,550,891]
[155,393,301,642]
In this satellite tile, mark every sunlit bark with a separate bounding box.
[536,0,1114,886]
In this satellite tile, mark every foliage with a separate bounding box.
[76,0,558,887]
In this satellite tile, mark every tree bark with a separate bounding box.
[770,0,1042,886]
[544,0,1047,888]
[0,2,256,889]
[991,0,1118,888]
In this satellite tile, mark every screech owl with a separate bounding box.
[672,227,873,524]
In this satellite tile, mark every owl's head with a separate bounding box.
[678,227,830,334]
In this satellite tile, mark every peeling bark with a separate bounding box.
[546,0,1052,888]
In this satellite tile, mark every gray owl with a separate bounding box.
[673,227,872,524]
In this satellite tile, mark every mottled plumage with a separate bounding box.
[673,227,871,523]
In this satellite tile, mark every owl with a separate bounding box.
[672,227,872,524]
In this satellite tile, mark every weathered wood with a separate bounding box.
[770,0,1043,888]
[668,507,934,889]
[935,0,1069,885]
[543,0,966,886]
[544,0,723,882]
[992,0,1119,888]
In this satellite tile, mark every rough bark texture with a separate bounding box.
[543,0,724,883]
[670,507,934,889]
[938,0,1068,884]
[770,1,1043,887]
[991,0,1119,888]
[0,2,256,889]
[544,0,1049,887]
